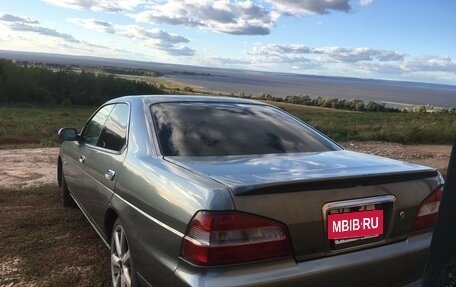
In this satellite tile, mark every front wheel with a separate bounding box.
[111,219,138,287]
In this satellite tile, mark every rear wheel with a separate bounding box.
[60,171,76,208]
[111,218,138,287]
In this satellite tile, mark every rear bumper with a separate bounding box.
[172,232,431,287]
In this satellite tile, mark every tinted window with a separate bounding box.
[82,105,114,145]
[97,104,129,151]
[151,103,335,156]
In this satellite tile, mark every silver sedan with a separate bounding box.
[58,95,443,286]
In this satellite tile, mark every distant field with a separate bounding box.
[1,102,456,148]
[0,105,96,148]
[270,102,456,144]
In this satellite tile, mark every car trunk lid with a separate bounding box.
[166,150,439,260]
[165,151,436,194]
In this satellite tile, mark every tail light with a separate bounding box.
[412,185,444,231]
[181,211,292,266]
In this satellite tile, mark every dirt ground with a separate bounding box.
[0,147,59,190]
[0,144,451,286]
[341,141,451,176]
[0,143,451,191]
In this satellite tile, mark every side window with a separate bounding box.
[96,104,129,152]
[81,105,114,146]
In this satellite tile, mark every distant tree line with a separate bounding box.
[234,91,456,114]
[0,59,164,106]
[255,93,402,112]
[99,66,164,77]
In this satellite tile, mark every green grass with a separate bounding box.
[0,105,96,148]
[0,185,110,286]
[273,102,456,144]
[1,102,455,148]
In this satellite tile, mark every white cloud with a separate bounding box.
[0,12,125,57]
[160,46,195,56]
[1,13,79,43]
[131,0,279,35]
[0,12,165,60]
[246,44,318,72]
[359,0,374,6]
[40,0,370,36]
[358,62,401,74]
[10,22,80,43]
[400,56,456,72]
[67,18,115,33]
[0,13,39,24]
[208,56,252,65]
[119,26,195,56]
[116,25,189,43]
[247,43,456,82]
[245,43,456,83]
[266,0,351,15]
[314,47,406,62]
[248,44,405,64]
[42,0,147,12]
[68,18,195,56]
[249,44,314,56]
[359,57,456,84]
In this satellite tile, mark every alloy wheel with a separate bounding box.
[111,224,132,287]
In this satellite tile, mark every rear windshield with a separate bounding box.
[151,102,336,156]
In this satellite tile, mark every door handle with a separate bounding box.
[105,169,116,181]
[79,155,86,164]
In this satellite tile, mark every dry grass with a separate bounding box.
[0,185,110,287]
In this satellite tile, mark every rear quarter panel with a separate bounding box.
[109,97,235,286]
[112,155,234,286]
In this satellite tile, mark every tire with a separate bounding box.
[61,171,76,208]
[111,218,139,287]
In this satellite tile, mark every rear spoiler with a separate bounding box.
[232,169,438,196]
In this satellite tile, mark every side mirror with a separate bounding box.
[58,128,79,141]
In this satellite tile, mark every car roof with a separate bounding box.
[105,94,268,106]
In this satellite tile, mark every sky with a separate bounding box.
[1,0,455,85]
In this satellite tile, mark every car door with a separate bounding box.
[61,137,91,199]
[81,103,130,232]
[69,104,114,207]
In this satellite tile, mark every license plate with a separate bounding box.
[327,209,383,240]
